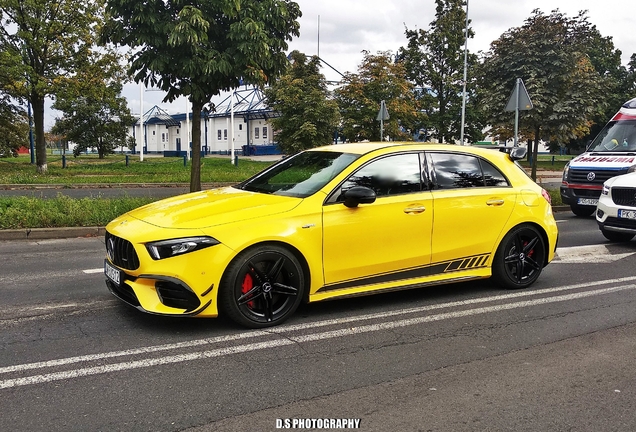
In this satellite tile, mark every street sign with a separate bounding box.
[376,100,390,120]
[505,78,533,146]
[505,79,533,111]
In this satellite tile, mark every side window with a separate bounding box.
[329,153,422,203]
[429,153,484,188]
[480,159,510,187]
[217,130,222,140]
[254,127,260,139]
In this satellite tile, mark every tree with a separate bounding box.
[0,95,28,157]
[335,51,421,142]
[479,10,609,180]
[0,0,102,172]
[398,0,479,144]
[264,51,340,154]
[52,49,134,159]
[102,0,301,192]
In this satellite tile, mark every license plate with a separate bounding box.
[104,260,121,286]
[618,209,636,220]
[577,198,598,206]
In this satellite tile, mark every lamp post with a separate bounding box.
[459,0,469,145]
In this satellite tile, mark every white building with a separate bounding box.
[129,87,281,156]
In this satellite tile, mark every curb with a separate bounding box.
[0,227,106,241]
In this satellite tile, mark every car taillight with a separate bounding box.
[541,188,551,204]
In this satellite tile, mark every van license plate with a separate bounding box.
[577,198,598,206]
[104,260,121,286]
[618,209,636,220]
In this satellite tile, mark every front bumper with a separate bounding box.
[596,196,636,234]
[560,184,602,206]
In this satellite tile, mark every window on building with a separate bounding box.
[218,130,222,140]
[152,131,156,135]
[263,127,268,139]
[224,129,227,140]
[239,124,243,131]
[161,133,166,142]
[176,129,180,135]
[254,127,259,139]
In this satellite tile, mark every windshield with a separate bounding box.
[589,120,636,152]
[236,151,360,198]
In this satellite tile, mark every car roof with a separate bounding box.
[311,142,512,160]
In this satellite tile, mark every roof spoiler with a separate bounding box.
[487,145,527,161]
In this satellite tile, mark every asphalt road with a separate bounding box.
[1,214,636,431]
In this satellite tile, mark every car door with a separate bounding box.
[426,151,517,269]
[322,152,433,287]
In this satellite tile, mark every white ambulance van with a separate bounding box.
[560,98,636,216]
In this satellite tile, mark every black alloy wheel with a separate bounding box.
[219,245,305,328]
[492,225,546,289]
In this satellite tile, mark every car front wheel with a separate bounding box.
[600,228,635,242]
[492,225,546,289]
[219,245,306,328]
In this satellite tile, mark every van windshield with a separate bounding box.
[589,120,636,152]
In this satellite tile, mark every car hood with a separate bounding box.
[125,186,302,229]
[608,172,636,188]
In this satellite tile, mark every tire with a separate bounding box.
[218,245,306,328]
[570,204,595,217]
[600,228,635,242]
[492,224,546,290]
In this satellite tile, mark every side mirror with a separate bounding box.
[343,186,376,208]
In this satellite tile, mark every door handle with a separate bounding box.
[404,206,426,214]
[486,199,505,206]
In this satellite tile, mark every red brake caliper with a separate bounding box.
[242,273,254,309]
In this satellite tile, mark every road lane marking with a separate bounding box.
[554,244,635,263]
[83,268,103,274]
[1,283,635,389]
[3,275,636,375]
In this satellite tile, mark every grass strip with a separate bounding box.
[0,194,157,229]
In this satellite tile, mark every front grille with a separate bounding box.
[612,187,636,207]
[105,231,140,270]
[569,168,628,185]
[156,281,201,311]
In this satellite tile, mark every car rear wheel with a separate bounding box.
[600,228,635,242]
[570,204,595,217]
[219,245,306,328]
[492,225,546,289]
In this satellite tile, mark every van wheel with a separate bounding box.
[571,205,595,217]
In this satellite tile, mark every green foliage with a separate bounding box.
[398,0,481,144]
[0,194,157,229]
[335,51,422,142]
[0,0,104,173]
[0,155,271,185]
[52,49,134,159]
[479,11,610,152]
[0,95,28,157]
[264,51,340,154]
[102,0,301,191]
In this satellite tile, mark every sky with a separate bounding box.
[46,0,636,127]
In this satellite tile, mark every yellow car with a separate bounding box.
[104,143,558,328]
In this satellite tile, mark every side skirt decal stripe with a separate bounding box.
[318,253,490,293]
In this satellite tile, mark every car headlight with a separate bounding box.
[602,183,610,196]
[146,236,220,260]
[562,162,570,181]
[628,165,636,173]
